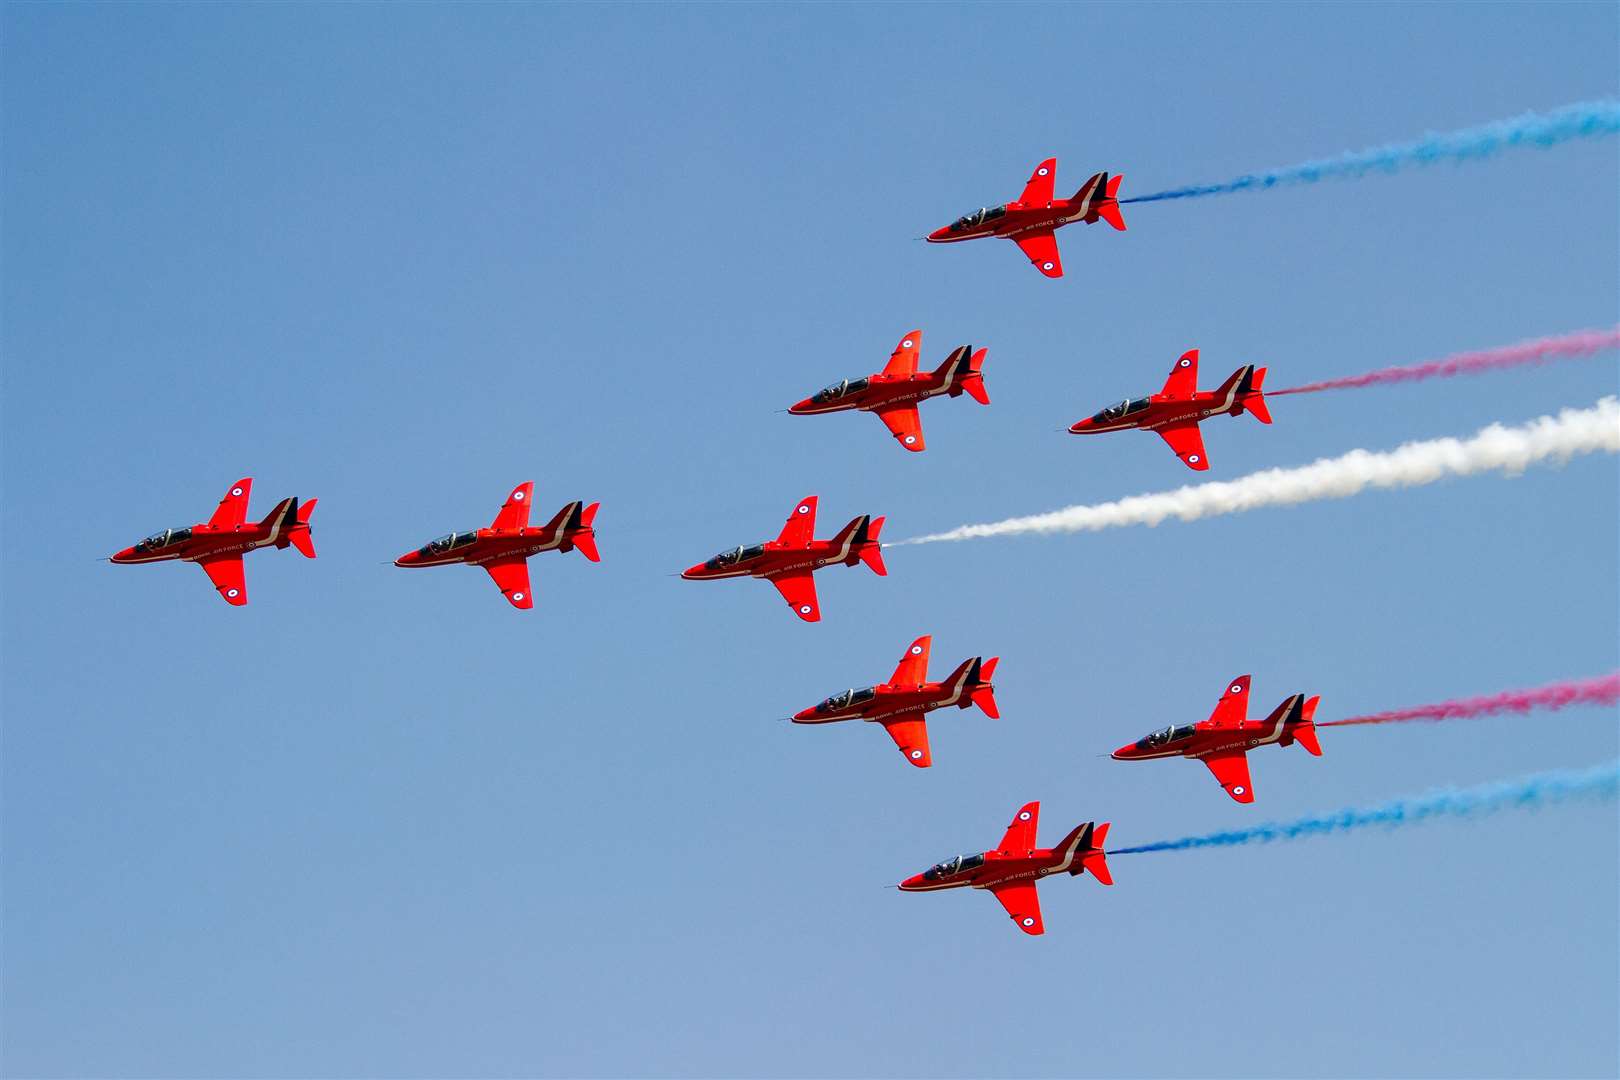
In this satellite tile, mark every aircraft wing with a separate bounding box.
[1155,419,1209,471]
[482,556,534,609]
[997,801,1040,854]
[1200,748,1256,803]
[491,482,534,531]
[1207,674,1252,728]
[988,879,1045,935]
[1012,229,1063,278]
[767,570,820,622]
[1160,349,1200,399]
[1017,157,1057,208]
[881,330,922,377]
[198,553,247,606]
[888,635,932,687]
[874,404,925,452]
[775,496,817,547]
[207,479,253,529]
[879,711,932,767]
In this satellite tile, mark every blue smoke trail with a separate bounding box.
[1110,762,1618,855]
[1121,100,1620,204]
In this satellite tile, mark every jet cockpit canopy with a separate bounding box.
[1137,724,1196,749]
[816,686,877,713]
[420,531,479,556]
[133,527,193,553]
[1094,397,1150,423]
[811,377,870,404]
[923,853,986,880]
[950,206,1007,232]
[706,543,765,569]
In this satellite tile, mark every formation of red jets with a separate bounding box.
[110,157,1322,936]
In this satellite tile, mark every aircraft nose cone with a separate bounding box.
[1111,743,1137,760]
[788,398,813,414]
[109,546,134,563]
[681,563,706,579]
[925,226,950,242]
[395,550,418,567]
[898,873,926,891]
[1069,418,1093,434]
[791,706,815,722]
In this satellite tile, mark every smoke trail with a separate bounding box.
[1321,673,1620,729]
[1109,762,1619,856]
[1121,100,1620,204]
[1272,328,1620,396]
[895,398,1619,546]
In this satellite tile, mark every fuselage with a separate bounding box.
[792,665,978,726]
[1112,709,1295,763]
[681,535,861,581]
[1070,384,1247,437]
[111,520,291,565]
[899,845,1077,893]
[926,198,1089,245]
[788,369,955,416]
[396,525,571,569]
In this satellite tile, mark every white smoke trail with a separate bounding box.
[896,398,1620,545]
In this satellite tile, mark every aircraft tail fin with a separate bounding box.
[288,497,317,558]
[1058,821,1112,884]
[971,656,999,718]
[567,501,601,562]
[540,500,579,535]
[1213,365,1250,409]
[257,497,295,531]
[1240,366,1272,424]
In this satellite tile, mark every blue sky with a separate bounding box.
[3,3,1617,1077]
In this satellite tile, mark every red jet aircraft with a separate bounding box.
[394,482,599,609]
[1112,675,1322,803]
[1068,349,1271,470]
[681,496,884,622]
[791,635,998,767]
[926,158,1125,278]
[109,477,316,606]
[899,801,1111,936]
[787,330,989,452]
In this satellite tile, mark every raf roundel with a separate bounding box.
[1232,785,1247,796]
[1041,261,1055,272]
[1037,166,1049,176]
[1020,916,1036,927]
[1188,454,1201,464]
[231,487,243,496]
[909,749,923,760]
[798,604,813,615]
[910,645,923,655]
[513,490,525,501]
[513,592,526,602]
[1231,683,1244,694]
[1018,810,1032,821]
[904,435,916,445]
[226,588,240,598]
[796,504,809,514]
[902,339,914,349]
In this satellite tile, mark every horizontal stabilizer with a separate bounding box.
[962,348,990,405]
[858,516,886,576]
[570,501,601,562]
[1244,366,1272,424]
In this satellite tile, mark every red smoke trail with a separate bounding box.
[1319,673,1620,728]
[1270,328,1620,396]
